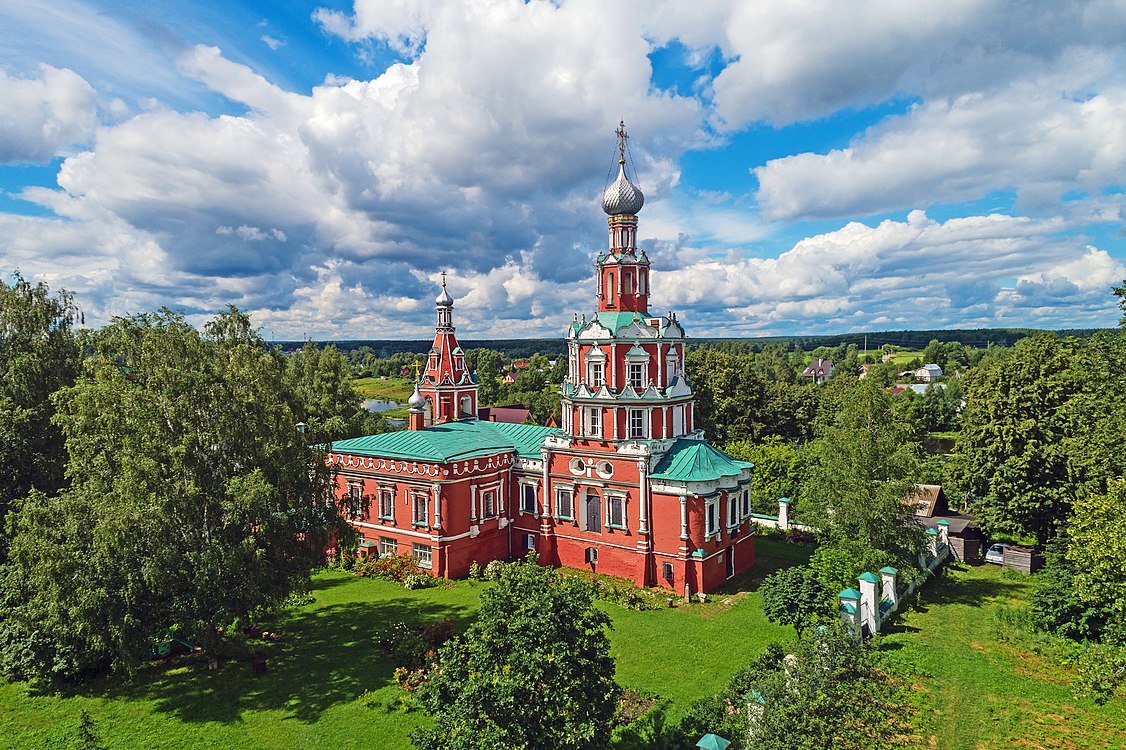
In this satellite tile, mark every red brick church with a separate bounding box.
[326,125,756,595]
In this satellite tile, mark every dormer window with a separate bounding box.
[588,361,604,388]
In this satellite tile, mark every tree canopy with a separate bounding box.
[759,565,835,638]
[0,308,335,684]
[0,273,81,558]
[413,554,619,750]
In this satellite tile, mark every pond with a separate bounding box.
[363,399,401,413]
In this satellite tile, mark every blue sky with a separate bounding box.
[2,0,1124,339]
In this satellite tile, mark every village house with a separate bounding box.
[324,125,756,595]
[800,358,834,384]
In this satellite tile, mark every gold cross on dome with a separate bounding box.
[440,270,447,288]
[616,120,628,164]
[413,359,421,380]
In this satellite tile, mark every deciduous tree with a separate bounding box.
[759,566,834,638]
[0,308,334,683]
[0,273,81,558]
[413,553,619,750]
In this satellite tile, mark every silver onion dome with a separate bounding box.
[407,383,426,410]
[435,272,454,306]
[601,162,644,216]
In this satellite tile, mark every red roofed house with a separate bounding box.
[325,124,755,595]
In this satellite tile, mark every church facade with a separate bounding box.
[325,127,756,595]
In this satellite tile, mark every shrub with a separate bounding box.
[483,559,507,580]
[555,568,666,610]
[354,553,418,584]
[468,561,482,580]
[403,573,434,590]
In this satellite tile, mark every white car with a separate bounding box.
[985,542,1012,564]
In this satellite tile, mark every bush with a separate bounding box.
[403,573,434,590]
[354,553,419,584]
[483,559,507,581]
[555,568,666,611]
[467,561,482,580]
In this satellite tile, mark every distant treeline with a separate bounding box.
[273,327,1109,358]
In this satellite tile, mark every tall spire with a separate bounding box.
[420,274,477,425]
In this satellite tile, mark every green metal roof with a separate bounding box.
[858,572,880,583]
[476,421,560,458]
[328,419,561,462]
[879,566,898,575]
[594,311,647,334]
[649,438,753,483]
[839,587,861,599]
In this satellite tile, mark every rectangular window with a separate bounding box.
[588,361,604,387]
[483,489,496,519]
[521,484,537,514]
[378,488,394,520]
[628,363,644,389]
[379,537,397,557]
[623,272,633,294]
[607,495,626,529]
[412,543,432,569]
[587,407,601,437]
[629,409,646,438]
[555,488,573,519]
[524,533,536,551]
[706,500,718,536]
[662,562,674,582]
[412,494,428,526]
[727,495,739,528]
[347,481,364,518]
[741,489,750,518]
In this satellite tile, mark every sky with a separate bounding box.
[1,0,1125,340]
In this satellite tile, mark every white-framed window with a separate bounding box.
[520,483,537,514]
[727,494,739,528]
[623,271,633,295]
[628,408,646,438]
[662,561,674,582]
[587,407,601,437]
[587,360,604,388]
[628,362,645,389]
[556,487,574,519]
[412,493,428,526]
[741,488,750,518]
[607,494,626,529]
[482,489,496,519]
[706,499,718,536]
[346,481,364,518]
[379,537,397,557]
[377,487,394,520]
[412,543,432,569]
[523,533,536,551]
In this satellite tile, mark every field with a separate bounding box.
[2,542,1120,750]
[351,377,414,402]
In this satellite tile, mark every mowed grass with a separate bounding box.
[881,563,1126,750]
[0,544,800,750]
[351,377,414,402]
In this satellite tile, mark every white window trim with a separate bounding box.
[627,362,647,390]
[587,407,601,437]
[705,498,719,537]
[519,482,538,515]
[378,536,398,557]
[555,485,574,520]
[628,408,648,439]
[411,493,429,527]
[412,542,432,569]
[727,494,739,528]
[606,492,628,531]
[377,486,395,521]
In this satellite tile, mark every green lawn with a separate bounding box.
[8,545,1112,750]
[881,563,1126,749]
[351,377,413,402]
[0,546,799,750]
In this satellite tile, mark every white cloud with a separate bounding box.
[754,77,1126,221]
[0,64,96,163]
[260,35,284,51]
[655,211,1125,335]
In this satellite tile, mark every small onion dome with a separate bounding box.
[601,162,644,216]
[407,384,426,411]
[435,285,453,306]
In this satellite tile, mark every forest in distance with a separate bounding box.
[274,326,1110,360]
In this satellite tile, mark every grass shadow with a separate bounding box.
[74,595,475,726]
